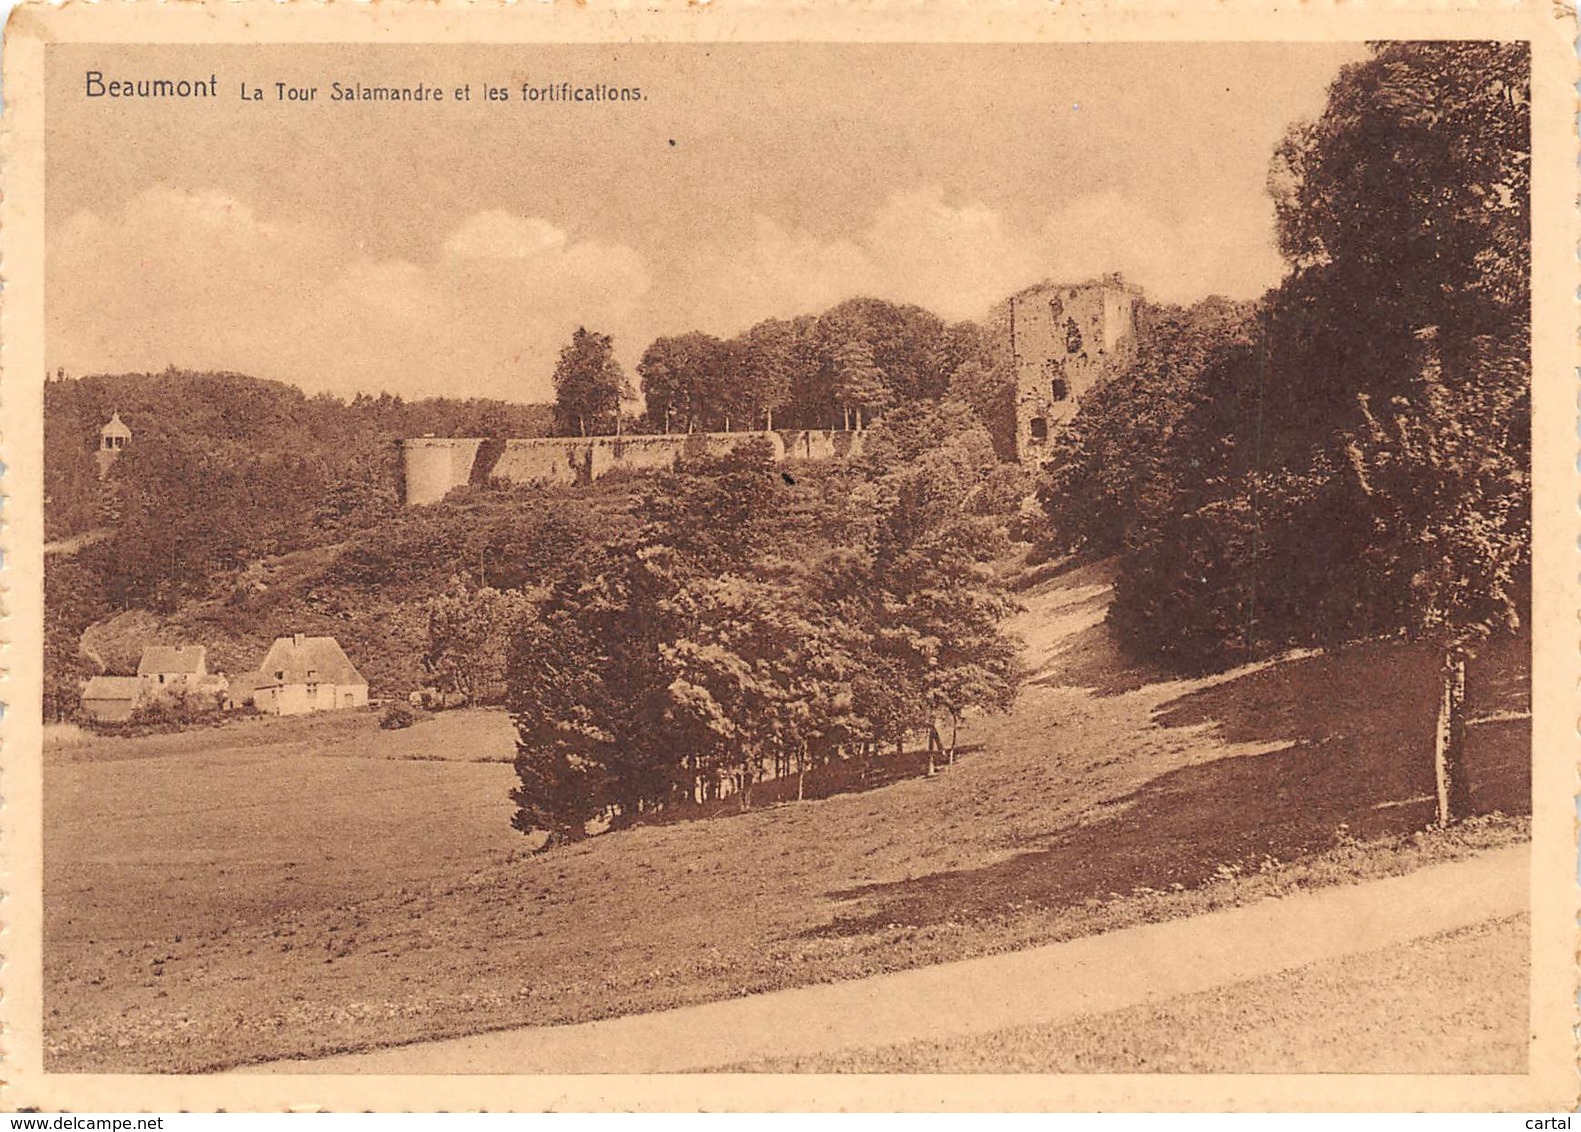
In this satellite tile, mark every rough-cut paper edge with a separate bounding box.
[0,0,1575,1112]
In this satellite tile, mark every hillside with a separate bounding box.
[45,369,554,540]
[43,561,1530,1072]
[43,370,568,713]
[52,471,646,700]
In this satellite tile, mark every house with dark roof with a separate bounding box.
[250,634,369,715]
[81,675,143,723]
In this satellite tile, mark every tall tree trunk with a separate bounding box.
[926,724,943,777]
[948,715,960,765]
[1433,647,1471,826]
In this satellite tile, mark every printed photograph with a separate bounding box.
[38,40,1532,1076]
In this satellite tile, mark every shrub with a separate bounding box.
[381,703,418,730]
[88,688,226,736]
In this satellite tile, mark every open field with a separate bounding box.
[44,562,1530,1072]
[45,709,519,951]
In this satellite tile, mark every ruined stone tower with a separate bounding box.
[1008,278,1139,463]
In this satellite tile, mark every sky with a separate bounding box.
[46,42,1369,403]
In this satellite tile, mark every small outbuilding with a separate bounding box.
[80,675,143,723]
[224,671,266,712]
[252,634,369,716]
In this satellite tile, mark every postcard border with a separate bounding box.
[3,0,1575,1112]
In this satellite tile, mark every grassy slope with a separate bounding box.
[43,562,1530,1072]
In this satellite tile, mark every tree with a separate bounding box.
[500,409,1023,844]
[1038,298,1259,560]
[1271,42,1530,824]
[944,315,1018,460]
[626,296,981,437]
[1030,44,1529,828]
[507,615,612,847]
[422,577,535,705]
[854,401,1021,770]
[1270,44,1529,349]
[44,556,109,722]
[661,572,810,809]
[551,327,628,437]
[1342,331,1529,825]
[637,332,729,434]
[735,318,801,431]
[829,340,889,431]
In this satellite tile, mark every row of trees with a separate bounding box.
[507,403,1025,846]
[636,299,994,435]
[548,299,1016,452]
[1038,42,1530,826]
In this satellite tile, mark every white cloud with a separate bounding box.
[49,189,650,402]
[444,211,568,260]
[858,187,1049,317]
[49,183,1289,402]
[676,183,1287,342]
[680,186,1051,337]
[1042,192,1286,304]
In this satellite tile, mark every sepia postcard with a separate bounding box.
[1,0,1576,1113]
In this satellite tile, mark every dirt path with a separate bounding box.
[250,842,1526,1075]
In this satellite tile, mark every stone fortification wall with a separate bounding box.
[399,437,486,507]
[584,432,789,481]
[780,429,866,462]
[399,429,865,506]
[493,440,584,487]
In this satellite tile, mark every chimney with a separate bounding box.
[293,633,305,648]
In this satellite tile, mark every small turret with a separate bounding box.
[97,411,132,476]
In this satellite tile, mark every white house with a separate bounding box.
[137,644,209,696]
[247,634,369,715]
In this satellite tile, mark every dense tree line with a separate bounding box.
[1038,43,1530,824]
[44,369,554,608]
[507,402,1024,846]
[610,295,1005,452]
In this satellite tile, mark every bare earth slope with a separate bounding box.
[43,561,1529,1072]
